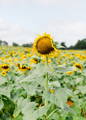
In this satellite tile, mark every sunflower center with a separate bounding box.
[75,64,82,69]
[2,65,9,69]
[36,37,54,54]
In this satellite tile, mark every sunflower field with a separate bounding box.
[0,34,86,120]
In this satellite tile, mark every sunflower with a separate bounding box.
[1,71,7,76]
[32,33,57,56]
[66,100,74,107]
[17,64,32,72]
[29,58,39,64]
[66,98,74,107]
[49,88,55,94]
[66,71,74,75]
[1,64,10,72]
[74,63,83,71]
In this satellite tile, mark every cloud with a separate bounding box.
[0,0,81,5]
[32,0,83,7]
[0,18,86,46]
[0,0,16,4]
[40,20,86,46]
[0,0,57,4]
[0,18,34,45]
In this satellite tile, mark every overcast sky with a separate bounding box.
[0,0,86,46]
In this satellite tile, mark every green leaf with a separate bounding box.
[44,88,72,109]
[0,99,4,110]
[21,99,50,120]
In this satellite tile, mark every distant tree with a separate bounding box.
[73,39,86,49]
[68,45,74,49]
[61,42,67,48]
[0,40,2,45]
[0,40,8,46]
[22,43,33,47]
[2,41,8,46]
[12,42,19,46]
[68,39,86,49]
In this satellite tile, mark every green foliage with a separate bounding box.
[12,42,19,47]
[68,39,86,49]
[22,43,33,47]
[0,57,86,120]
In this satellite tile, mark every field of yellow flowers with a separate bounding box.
[0,32,86,120]
[0,45,86,120]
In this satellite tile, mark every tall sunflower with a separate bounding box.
[32,33,58,105]
[32,33,57,56]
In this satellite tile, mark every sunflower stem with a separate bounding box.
[45,56,49,105]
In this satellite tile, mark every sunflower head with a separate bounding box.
[32,33,56,55]
[1,71,7,76]
[66,98,74,107]
[66,100,74,107]
[66,71,74,75]
[74,63,83,71]
[1,64,10,72]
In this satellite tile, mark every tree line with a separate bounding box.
[0,40,33,47]
[0,38,86,49]
[60,38,86,50]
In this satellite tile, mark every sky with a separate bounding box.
[0,0,86,46]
